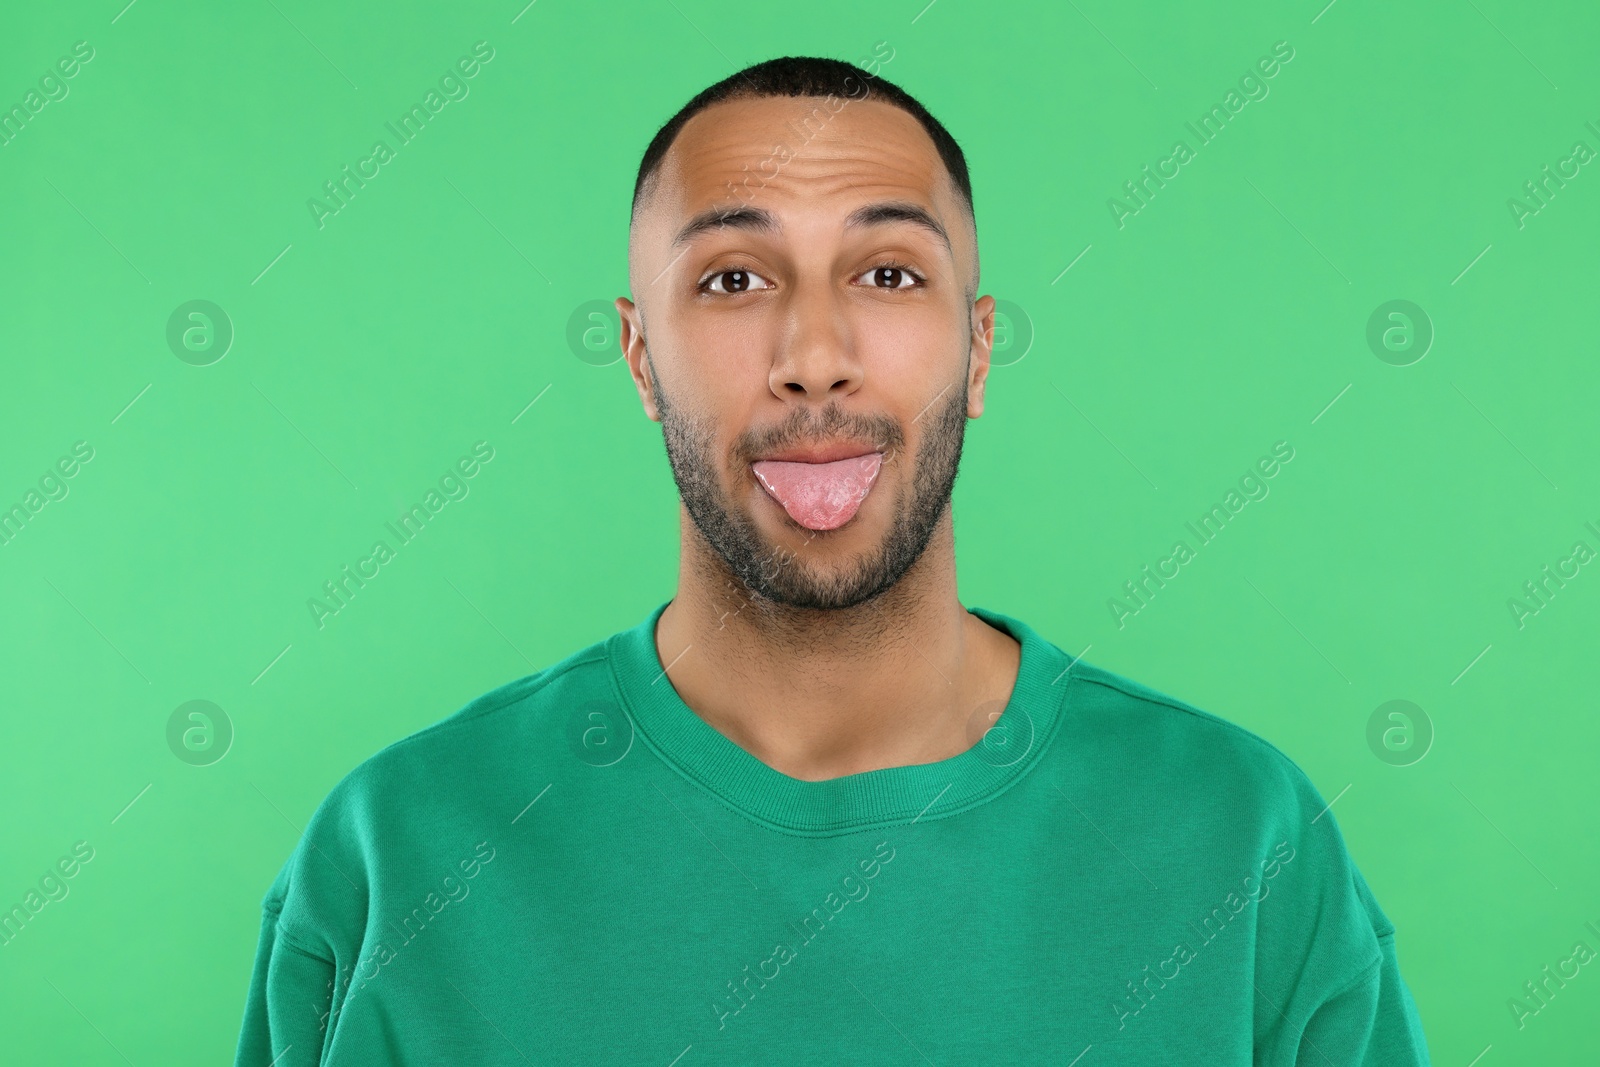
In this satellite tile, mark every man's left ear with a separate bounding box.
[967,294,997,418]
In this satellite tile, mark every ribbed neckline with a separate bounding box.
[605,600,1075,837]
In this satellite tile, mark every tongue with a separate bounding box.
[751,453,884,531]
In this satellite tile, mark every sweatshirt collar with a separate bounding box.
[606,599,1075,837]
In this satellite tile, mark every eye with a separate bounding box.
[856,263,924,290]
[702,268,774,294]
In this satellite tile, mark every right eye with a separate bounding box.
[703,268,774,294]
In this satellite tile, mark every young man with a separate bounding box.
[234,57,1431,1065]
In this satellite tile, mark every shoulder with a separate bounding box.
[1050,664,1419,1047]
[354,640,609,787]
[1059,657,1328,818]
[1048,653,1376,900]
[1055,655,1399,953]
[261,630,620,947]
[1055,654,1396,935]
[332,638,608,806]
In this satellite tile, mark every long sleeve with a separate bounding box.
[234,868,341,1067]
[1291,926,1430,1066]
[1248,773,1432,1067]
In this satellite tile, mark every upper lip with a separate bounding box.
[752,440,883,464]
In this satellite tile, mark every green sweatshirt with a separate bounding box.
[234,601,1430,1065]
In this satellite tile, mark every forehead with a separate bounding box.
[644,93,959,228]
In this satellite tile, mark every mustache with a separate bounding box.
[732,404,906,466]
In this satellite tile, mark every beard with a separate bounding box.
[649,353,970,613]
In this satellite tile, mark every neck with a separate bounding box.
[654,507,1022,782]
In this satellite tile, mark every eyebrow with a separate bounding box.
[671,205,779,249]
[670,200,952,257]
[847,201,953,257]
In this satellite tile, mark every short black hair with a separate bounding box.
[631,55,974,226]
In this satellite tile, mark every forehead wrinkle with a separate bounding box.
[670,99,944,208]
[749,147,938,206]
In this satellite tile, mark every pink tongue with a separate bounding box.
[751,453,884,531]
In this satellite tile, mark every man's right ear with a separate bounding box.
[615,296,661,422]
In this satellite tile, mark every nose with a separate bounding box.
[769,278,864,402]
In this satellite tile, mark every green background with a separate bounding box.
[2,0,1596,1061]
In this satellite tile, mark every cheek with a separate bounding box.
[713,322,772,378]
[857,305,965,395]
[661,365,762,485]
[667,320,773,409]
[660,301,773,382]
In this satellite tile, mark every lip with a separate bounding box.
[751,442,883,464]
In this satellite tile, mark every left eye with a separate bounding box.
[704,269,774,293]
[859,266,921,289]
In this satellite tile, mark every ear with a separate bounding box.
[616,296,660,422]
[966,294,996,418]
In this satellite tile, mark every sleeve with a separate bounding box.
[1290,869,1431,1066]
[233,861,342,1067]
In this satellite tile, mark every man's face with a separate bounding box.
[618,92,995,612]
